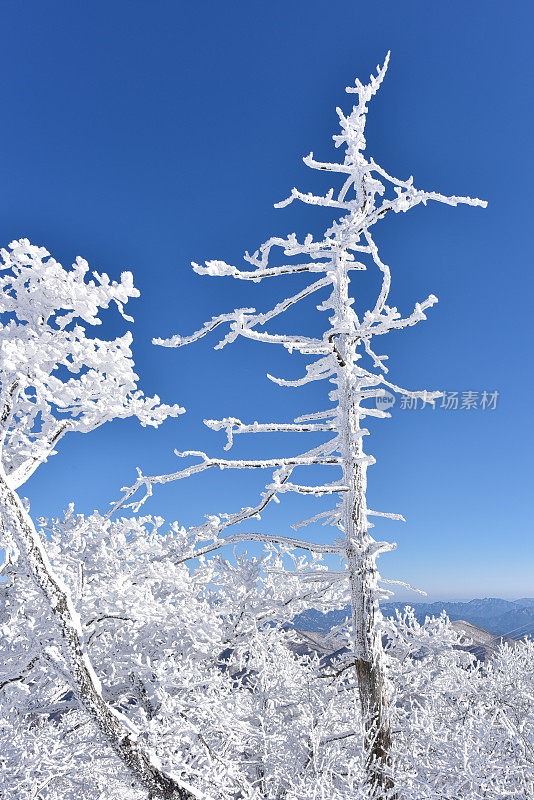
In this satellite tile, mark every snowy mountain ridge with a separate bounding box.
[289,619,523,664]
[293,598,534,638]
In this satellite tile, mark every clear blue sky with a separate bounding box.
[1,1,532,600]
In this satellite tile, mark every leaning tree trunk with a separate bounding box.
[0,472,195,800]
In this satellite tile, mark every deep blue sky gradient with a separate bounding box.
[1,1,532,599]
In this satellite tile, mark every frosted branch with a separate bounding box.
[365,231,391,319]
[303,152,353,174]
[268,481,348,496]
[205,417,335,450]
[294,409,337,423]
[153,309,255,348]
[362,338,389,372]
[286,569,348,583]
[253,276,332,325]
[379,379,443,404]
[175,469,295,549]
[169,526,343,563]
[291,509,341,530]
[367,510,406,522]
[169,452,343,470]
[268,356,336,388]
[360,294,438,339]
[192,251,324,281]
[222,532,343,554]
[345,52,390,98]
[108,451,341,516]
[8,421,72,489]
[236,328,329,352]
[275,187,350,211]
[379,577,427,596]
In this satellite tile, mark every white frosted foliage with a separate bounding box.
[0,241,188,799]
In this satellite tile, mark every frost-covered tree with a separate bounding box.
[383,611,534,799]
[115,56,486,791]
[2,507,532,800]
[1,506,345,800]
[0,240,191,799]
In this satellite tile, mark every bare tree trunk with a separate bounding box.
[0,473,195,800]
[344,456,394,796]
[346,465,395,796]
[335,255,394,796]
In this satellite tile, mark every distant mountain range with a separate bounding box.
[288,619,523,664]
[293,598,534,639]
